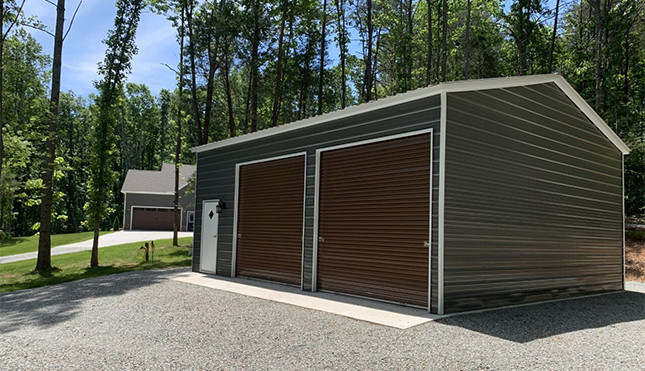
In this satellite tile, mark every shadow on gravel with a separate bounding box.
[436,291,645,343]
[0,269,181,335]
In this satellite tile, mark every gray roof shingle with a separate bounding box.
[121,163,196,194]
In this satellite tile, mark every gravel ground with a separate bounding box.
[1,268,644,370]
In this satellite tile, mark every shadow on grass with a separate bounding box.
[436,290,645,343]
[0,238,25,248]
[0,265,189,335]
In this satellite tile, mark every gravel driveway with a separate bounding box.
[1,268,643,370]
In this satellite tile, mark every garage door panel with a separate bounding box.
[132,208,175,231]
[318,134,431,307]
[236,155,305,286]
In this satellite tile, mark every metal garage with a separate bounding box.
[131,207,175,230]
[316,133,431,307]
[191,74,629,314]
[234,155,306,285]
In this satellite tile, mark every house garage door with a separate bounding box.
[317,134,431,307]
[131,207,175,231]
[236,155,305,285]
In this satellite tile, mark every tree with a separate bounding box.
[548,0,560,72]
[270,0,289,127]
[318,0,327,115]
[36,0,66,273]
[465,0,471,79]
[0,0,25,224]
[503,0,546,76]
[335,0,348,108]
[87,0,144,267]
[441,0,447,81]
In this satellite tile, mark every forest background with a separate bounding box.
[0,0,643,242]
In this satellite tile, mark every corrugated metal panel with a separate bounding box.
[191,96,441,312]
[317,134,431,307]
[443,83,623,313]
[235,156,305,285]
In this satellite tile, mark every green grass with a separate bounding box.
[0,237,193,293]
[0,231,114,257]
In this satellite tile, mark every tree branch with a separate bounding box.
[63,1,82,41]
[162,63,179,74]
[42,0,57,6]
[20,22,55,37]
[3,0,27,40]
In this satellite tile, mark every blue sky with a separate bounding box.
[21,0,559,98]
[22,1,178,97]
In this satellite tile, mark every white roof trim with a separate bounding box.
[191,74,629,155]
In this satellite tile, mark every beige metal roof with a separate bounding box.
[121,163,196,194]
[190,74,630,155]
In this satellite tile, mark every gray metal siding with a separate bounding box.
[443,83,623,313]
[193,96,441,312]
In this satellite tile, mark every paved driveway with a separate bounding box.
[0,231,193,264]
[0,268,643,370]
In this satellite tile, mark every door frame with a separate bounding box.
[200,199,221,274]
[312,128,434,310]
[231,152,308,287]
[186,211,195,231]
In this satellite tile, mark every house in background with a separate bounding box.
[121,163,196,231]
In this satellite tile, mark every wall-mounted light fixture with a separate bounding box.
[216,200,226,214]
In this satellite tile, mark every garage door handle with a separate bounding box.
[424,240,430,248]
[318,236,325,242]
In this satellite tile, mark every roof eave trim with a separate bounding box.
[121,191,175,195]
[551,77,630,155]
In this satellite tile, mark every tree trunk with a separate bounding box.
[224,51,235,137]
[318,0,327,115]
[186,2,203,145]
[270,0,288,127]
[589,0,604,114]
[406,0,412,90]
[548,0,559,72]
[203,29,217,145]
[0,0,4,198]
[465,0,471,79]
[249,4,260,132]
[363,0,374,102]
[441,0,447,82]
[426,0,432,85]
[36,0,65,273]
[335,0,346,108]
[622,28,629,103]
[173,3,186,247]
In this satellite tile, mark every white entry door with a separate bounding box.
[200,200,220,274]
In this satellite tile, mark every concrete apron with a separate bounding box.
[170,271,443,329]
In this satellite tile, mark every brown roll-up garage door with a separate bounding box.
[236,155,305,285]
[131,208,175,231]
[317,134,430,307]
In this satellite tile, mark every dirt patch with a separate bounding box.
[626,234,645,282]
